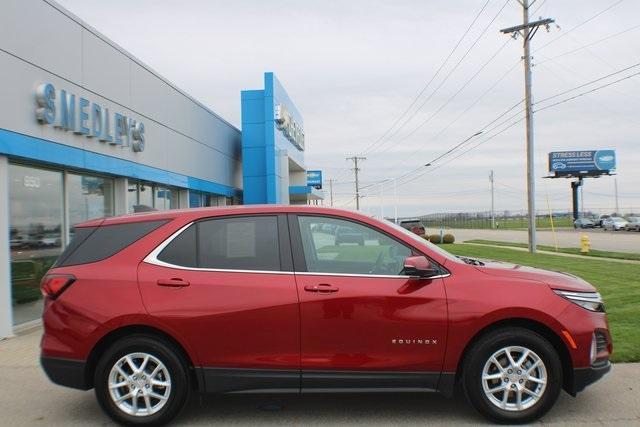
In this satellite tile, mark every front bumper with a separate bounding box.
[570,360,611,395]
[41,356,91,390]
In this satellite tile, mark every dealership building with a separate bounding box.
[0,0,321,337]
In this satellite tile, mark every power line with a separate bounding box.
[389,99,526,185]
[373,38,513,158]
[357,0,493,156]
[366,0,511,156]
[534,69,640,113]
[534,0,626,52]
[398,117,525,187]
[538,23,640,64]
[394,63,640,189]
[535,61,640,104]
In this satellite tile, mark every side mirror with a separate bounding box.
[403,255,438,278]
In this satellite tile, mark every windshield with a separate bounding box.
[386,221,462,264]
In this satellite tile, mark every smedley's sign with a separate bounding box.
[274,103,304,151]
[35,83,145,152]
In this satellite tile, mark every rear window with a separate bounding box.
[156,216,281,271]
[55,220,168,267]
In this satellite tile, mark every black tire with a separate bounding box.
[94,334,190,426]
[462,327,562,424]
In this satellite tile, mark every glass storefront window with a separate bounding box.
[128,181,155,213]
[128,181,180,212]
[68,174,114,230]
[189,191,203,208]
[8,168,187,326]
[189,190,223,208]
[9,164,63,325]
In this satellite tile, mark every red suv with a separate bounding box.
[40,206,611,425]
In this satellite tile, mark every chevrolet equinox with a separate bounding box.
[40,206,611,425]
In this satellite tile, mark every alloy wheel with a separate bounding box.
[107,352,172,417]
[481,346,547,412]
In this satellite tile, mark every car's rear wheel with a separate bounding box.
[462,327,562,424]
[94,335,190,426]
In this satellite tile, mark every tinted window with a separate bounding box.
[297,216,412,275]
[57,220,167,267]
[157,225,197,267]
[197,216,280,271]
[54,227,97,267]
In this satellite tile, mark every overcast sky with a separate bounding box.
[57,0,640,217]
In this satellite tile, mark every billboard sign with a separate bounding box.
[548,150,616,175]
[306,170,322,189]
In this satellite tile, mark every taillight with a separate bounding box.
[40,274,75,299]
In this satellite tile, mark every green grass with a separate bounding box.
[464,239,640,261]
[444,243,640,363]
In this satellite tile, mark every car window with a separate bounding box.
[157,224,197,267]
[297,216,412,275]
[197,216,281,271]
[56,220,168,267]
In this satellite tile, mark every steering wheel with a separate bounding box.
[369,250,385,274]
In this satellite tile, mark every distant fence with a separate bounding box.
[407,208,640,230]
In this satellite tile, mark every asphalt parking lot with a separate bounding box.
[1,327,639,426]
[449,228,639,253]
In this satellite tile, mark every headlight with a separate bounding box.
[553,290,605,312]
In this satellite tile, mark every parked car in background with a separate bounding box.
[602,216,628,231]
[595,214,611,228]
[41,206,611,425]
[398,218,426,236]
[335,225,365,245]
[624,216,640,231]
[9,236,25,249]
[573,218,595,229]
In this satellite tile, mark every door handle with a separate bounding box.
[157,278,190,287]
[304,284,339,293]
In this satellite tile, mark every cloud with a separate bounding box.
[57,0,640,216]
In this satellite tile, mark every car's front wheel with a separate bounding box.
[94,334,190,426]
[462,327,562,424]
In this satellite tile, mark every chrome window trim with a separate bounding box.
[143,221,295,275]
[144,221,451,279]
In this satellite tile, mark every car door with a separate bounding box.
[289,214,448,391]
[138,214,300,393]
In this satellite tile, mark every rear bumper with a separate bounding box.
[571,360,611,395]
[41,356,91,390]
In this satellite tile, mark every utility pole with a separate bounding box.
[380,181,384,220]
[394,178,398,225]
[346,156,366,210]
[614,178,619,214]
[328,179,334,207]
[489,170,495,229]
[500,3,554,254]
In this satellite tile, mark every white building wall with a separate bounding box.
[0,0,241,189]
